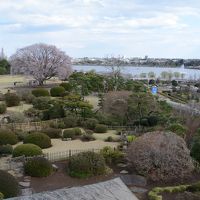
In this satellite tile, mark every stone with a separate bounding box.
[19,181,31,188]
[52,164,59,171]
[21,188,33,196]
[117,163,128,168]
[120,170,129,174]
[24,176,31,182]
[130,186,148,194]
[120,174,147,187]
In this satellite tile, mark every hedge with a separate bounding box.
[0,103,6,114]
[94,124,107,133]
[0,170,20,198]
[60,82,73,92]
[0,129,18,145]
[4,93,20,107]
[24,132,51,149]
[41,128,61,138]
[63,129,76,140]
[0,144,13,156]
[50,86,65,97]
[13,144,42,157]
[24,157,53,177]
[32,88,50,97]
[68,151,106,178]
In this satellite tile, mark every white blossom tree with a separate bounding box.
[10,43,72,85]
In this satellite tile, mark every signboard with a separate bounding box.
[151,86,158,95]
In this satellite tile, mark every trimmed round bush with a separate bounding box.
[32,88,50,97]
[127,131,194,181]
[24,157,53,177]
[0,129,18,145]
[68,151,106,178]
[13,144,42,157]
[60,82,72,92]
[73,128,82,136]
[4,93,20,107]
[24,133,51,149]
[63,129,76,139]
[94,124,107,133]
[0,144,13,156]
[50,86,65,97]
[85,118,98,130]
[41,128,61,138]
[81,134,95,141]
[63,116,77,128]
[0,103,6,114]
[0,170,20,198]
[32,97,51,110]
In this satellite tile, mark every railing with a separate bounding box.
[44,148,102,162]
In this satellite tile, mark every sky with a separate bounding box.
[0,0,200,58]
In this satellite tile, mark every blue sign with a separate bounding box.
[151,86,158,95]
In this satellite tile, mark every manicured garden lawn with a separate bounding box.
[93,130,120,141]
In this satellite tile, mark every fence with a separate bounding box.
[44,148,102,162]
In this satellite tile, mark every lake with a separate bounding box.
[73,65,200,80]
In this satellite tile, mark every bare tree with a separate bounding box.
[10,43,72,85]
[105,55,124,91]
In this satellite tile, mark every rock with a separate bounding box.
[21,188,33,196]
[130,186,148,194]
[24,176,31,182]
[117,163,129,168]
[52,164,59,171]
[120,174,147,187]
[19,181,30,188]
[120,170,129,174]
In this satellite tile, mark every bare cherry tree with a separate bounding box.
[10,43,72,85]
[105,55,124,91]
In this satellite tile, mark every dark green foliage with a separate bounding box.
[24,133,51,149]
[187,181,200,192]
[140,118,149,126]
[81,134,95,141]
[149,79,155,85]
[60,82,73,92]
[32,97,51,110]
[147,115,158,126]
[13,144,42,157]
[85,118,98,130]
[172,80,178,86]
[41,128,61,138]
[100,146,124,164]
[0,170,20,198]
[167,123,187,137]
[43,104,65,120]
[15,130,28,141]
[50,86,65,97]
[104,136,114,142]
[0,59,10,75]
[24,157,53,177]
[63,129,76,139]
[0,144,13,155]
[0,129,18,145]
[94,124,107,133]
[4,93,20,107]
[191,136,200,162]
[63,116,77,128]
[32,88,50,97]
[0,103,6,114]
[68,151,106,178]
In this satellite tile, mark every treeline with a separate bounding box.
[0,59,10,75]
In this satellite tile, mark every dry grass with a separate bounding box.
[6,103,32,113]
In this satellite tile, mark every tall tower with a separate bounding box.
[0,48,5,60]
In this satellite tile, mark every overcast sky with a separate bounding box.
[0,0,200,58]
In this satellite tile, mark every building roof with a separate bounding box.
[8,178,138,200]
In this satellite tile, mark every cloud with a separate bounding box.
[0,0,200,58]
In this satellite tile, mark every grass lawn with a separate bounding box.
[93,130,120,141]
[6,103,32,113]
